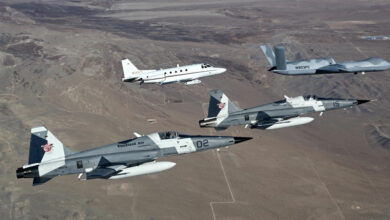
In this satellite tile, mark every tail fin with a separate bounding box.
[274,46,287,70]
[28,126,74,165]
[121,59,139,80]
[260,45,276,67]
[207,90,241,118]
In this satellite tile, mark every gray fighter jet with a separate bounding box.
[260,45,390,75]
[199,90,370,130]
[16,127,251,186]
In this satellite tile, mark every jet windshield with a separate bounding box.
[201,63,212,68]
[303,95,317,100]
[159,131,179,140]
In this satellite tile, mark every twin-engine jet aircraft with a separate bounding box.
[16,127,251,185]
[199,90,370,130]
[121,59,226,85]
[260,45,390,75]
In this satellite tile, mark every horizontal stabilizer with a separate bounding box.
[33,176,53,186]
[260,45,276,67]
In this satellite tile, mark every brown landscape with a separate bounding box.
[0,0,390,219]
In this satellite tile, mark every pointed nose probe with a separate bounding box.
[356,99,370,105]
[233,137,253,144]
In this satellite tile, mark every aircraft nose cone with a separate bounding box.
[357,99,371,105]
[233,137,253,144]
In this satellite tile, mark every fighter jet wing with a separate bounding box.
[332,66,362,72]
[85,167,119,179]
[317,64,366,73]
[261,115,298,122]
[252,116,289,126]
[85,161,158,180]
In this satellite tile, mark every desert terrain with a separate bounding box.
[0,0,390,219]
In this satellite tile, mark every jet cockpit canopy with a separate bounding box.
[303,95,318,101]
[201,63,212,68]
[159,131,179,140]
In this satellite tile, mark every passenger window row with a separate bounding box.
[164,69,189,75]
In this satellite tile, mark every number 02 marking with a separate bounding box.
[196,139,209,148]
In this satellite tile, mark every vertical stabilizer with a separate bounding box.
[29,127,49,164]
[29,127,74,165]
[207,90,241,118]
[28,127,75,179]
[274,46,287,70]
[260,45,276,67]
[121,59,139,80]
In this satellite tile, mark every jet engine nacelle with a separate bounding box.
[16,164,39,179]
[254,117,314,130]
[108,161,176,180]
[199,118,217,128]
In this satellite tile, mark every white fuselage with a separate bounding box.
[138,64,226,84]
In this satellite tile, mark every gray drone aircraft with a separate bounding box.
[260,45,390,75]
[199,90,370,130]
[16,127,251,186]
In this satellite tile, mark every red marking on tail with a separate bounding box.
[218,102,225,109]
[42,143,53,153]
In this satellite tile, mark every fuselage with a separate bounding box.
[274,58,335,75]
[200,95,365,130]
[17,132,249,181]
[273,57,390,75]
[136,63,226,84]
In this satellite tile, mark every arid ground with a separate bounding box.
[0,0,389,219]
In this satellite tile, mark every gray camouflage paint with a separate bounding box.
[260,45,390,75]
[16,129,251,185]
[199,90,369,130]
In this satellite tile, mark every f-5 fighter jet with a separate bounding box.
[121,59,226,85]
[16,127,251,185]
[260,45,390,75]
[199,90,370,130]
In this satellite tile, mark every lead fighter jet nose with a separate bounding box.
[233,137,253,144]
[357,99,371,105]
